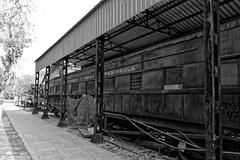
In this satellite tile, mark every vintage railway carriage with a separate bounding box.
[49,18,240,135]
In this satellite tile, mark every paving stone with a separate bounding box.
[0,105,32,160]
[3,104,123,160]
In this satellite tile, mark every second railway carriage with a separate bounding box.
[48,18,240,143]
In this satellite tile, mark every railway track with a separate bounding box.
[104,113,240,160]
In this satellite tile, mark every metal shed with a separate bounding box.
[35,0,166,72]
[34,0,240,159]
[36,0,240,71]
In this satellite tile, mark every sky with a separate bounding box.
[15,0,102,76]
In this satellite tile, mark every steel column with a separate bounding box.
[57,58,68,127]
[91,36,104,143]
[32,72,39,114]
[204,0,222,160]
[41,66,50,119]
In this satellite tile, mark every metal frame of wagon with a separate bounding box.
[33,0,240,159]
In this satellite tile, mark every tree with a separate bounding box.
[1,74,34,104]
[14,75,34,96]
[2,71,16,99]
[0,0,33,93]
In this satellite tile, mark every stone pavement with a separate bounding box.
[3,103,123,160]
[0,105,32,160]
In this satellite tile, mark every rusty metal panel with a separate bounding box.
[130,73,142,90]
[141,95,153,114]
[79,68,95,82]
[142,94,164,116]
[87,80,95,94]
[142,70,163,89]
[144,50,203,70]
[184,94,204,122]
[67,73,79,81]
[105,60,118,70]
[130,95,142,114]
[222,94,240,129]
[104,77,115,90]
[122,95,130,114]
[115,75,130,91]
[114,95,121,112]
[143,38,202,61]
[35,0,166,72]
[164,94,182,120]
[105,64,140,78]
[79,82,86,94]
[105,55,142,70]
[165,68,182,85]
[183,63,204,88]
[221,62,239,86]
[104,95,115,112]
[164,95,182,119]
[220,26,240,56]
[143,39,203,70]
[67,77,79,84]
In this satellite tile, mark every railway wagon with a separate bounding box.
[48,18,240,144]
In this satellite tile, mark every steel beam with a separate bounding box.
[106,40,128,53]
[91,35,104,143]
[105,0,187,41]
[127,20,174,36]
[67,0,234,69]
[203,0,222,160]
[57,57,68,127]
[32,72,39,114]
[41,66,50,119]
[105,0,230,54]
[68,0,186,63]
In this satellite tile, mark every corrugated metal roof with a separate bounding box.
[36,0,240,72]
[35,0,167,72]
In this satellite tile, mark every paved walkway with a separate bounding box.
[0,106,32,160]
[3,103,123,160]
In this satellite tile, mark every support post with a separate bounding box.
[32,72,39,114]
[41,66,50,119]
[57,58,68,127]
[91,35,104,143]
[204,0,222,160]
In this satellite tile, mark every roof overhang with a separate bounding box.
[35,0,240,72]
[35,0,165,72]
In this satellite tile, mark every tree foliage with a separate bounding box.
[0,0,33,93]
[2,71,16,98]
[3,74,34,100]
[14,74,34,97]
